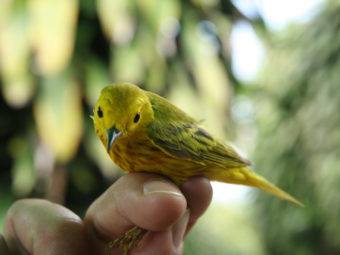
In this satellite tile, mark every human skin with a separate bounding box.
[1,173,212,255]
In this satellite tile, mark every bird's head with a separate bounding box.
[93,83,154,152]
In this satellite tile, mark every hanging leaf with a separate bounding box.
[84,58,110,106]
[29,0,79,75]
[133,24,167,92]
[111,44,144,84]
[0,1,34,108]
[96,0,135,44]
[190,0,219,9]
[8,136,35,197]
[34,72,83,163]
[144,55,166,93]
[183,16,231,139]
[168,61,203,118]
[137,0,180,34]
[0,0,12,26]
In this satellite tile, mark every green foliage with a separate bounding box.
[254,1,340,254]
[185,203,264,255]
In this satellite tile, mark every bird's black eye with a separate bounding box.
[97,107,103,118]
[134,113,140,123]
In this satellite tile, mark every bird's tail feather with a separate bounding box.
[210,167,304,207]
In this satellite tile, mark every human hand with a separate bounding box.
[1,172,212,255]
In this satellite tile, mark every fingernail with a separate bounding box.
[172,209,190,249]
[143,180,184,197]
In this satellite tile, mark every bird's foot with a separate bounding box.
[106,226,147,255]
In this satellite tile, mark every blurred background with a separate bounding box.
[0,0,339,254]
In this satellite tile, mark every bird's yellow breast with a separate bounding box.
[108,133,207,184]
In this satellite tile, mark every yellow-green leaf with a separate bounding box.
[96,0,135,44]
[0,1,34,108]
[34,73,83,163]
[84,58,110,106]
[29,0,78,75]
[111,44,144,84]
[9,137,35,197]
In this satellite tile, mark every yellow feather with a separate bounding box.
[207,167,304,207]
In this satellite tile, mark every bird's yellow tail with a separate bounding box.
[209,167,304,207]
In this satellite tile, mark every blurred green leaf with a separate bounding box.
[0,0,34,108]
[96,0,135,44]
[34,72,83,163]
[137,0,180,33]
[29,0,78,75]
[111,44,144,84]
[185,202,264,255]
[9,136,35,197]
[84,58,110,106]
[182,15,231,138]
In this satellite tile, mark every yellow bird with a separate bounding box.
[93,83,303,254]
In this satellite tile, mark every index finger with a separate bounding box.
[3,199,93,255]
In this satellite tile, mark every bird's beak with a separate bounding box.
[106,127,122,152]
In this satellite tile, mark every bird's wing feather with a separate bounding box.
[146,92,250,168]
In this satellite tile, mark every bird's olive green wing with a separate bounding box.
[145,92,250,168]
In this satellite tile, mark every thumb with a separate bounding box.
[84,173,187,241]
